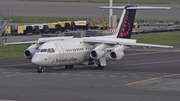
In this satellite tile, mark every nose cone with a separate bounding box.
[31,54,41,65]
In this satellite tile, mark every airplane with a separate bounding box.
[4,5,173,73]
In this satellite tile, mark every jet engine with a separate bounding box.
[24,43,40,59]
[110,50,124,61]
[90,49,105,60]
[24,48,37,59]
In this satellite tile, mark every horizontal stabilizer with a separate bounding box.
[99,6,171,10]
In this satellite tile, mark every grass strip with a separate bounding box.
[0,45,27,60]
[131,31,180,45]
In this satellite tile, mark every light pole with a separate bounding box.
[109,0,113,28]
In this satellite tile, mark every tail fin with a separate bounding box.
[117,5,136,39]
[100,5,171,39]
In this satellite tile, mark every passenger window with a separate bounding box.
[37,49,40,52]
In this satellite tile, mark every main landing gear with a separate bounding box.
[64,65,74,69]
[37,66,44,73]
[94,65,104,69]
[94,58,106,70]
[37,65,75,73]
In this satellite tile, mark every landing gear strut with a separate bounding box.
[37,66,44,73]
[94,58,106,70]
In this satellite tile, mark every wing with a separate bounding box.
[3,36,73,45]
[3,41,37,45]
[83,37,137,44]
[83,37,173,48]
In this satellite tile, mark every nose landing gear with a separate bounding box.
[37,66,44,73]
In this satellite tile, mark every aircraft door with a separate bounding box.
[55,43,64,59]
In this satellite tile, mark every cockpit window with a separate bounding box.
[40,49,47,52]
[51,48,55,53]
[47,49,51,53]
[47,48,55,53]
[37,49,40,52]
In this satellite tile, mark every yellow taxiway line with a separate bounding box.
[125,73,180,86]
[114,59,180,67]
[126,50,180,56]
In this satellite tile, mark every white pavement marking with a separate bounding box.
[0,63,32,68]
[128,74,137,76]
[109,75,117,77]
[62,73,69,75]
[74,74,81,76]
[86,74,93,76]
[98,75,104,77]
[2,72,10,74]
[0,73,35,78]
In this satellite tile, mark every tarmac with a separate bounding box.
[0,49,180,101]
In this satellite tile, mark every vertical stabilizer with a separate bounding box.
[116,5,136,39]
[100,5,171,39]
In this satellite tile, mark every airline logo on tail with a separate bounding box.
[117,5,136,39]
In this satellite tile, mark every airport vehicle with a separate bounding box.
[4,5,173,73]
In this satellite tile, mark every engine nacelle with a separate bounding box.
[110,50,124,61]
[90,49,104,60]
[24,44,40,59]
[24,48,37,59]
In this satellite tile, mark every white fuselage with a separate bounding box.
[31,37,130,67]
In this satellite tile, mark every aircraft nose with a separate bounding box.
[31,55,41,65]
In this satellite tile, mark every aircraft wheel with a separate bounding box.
[95,65,104,70]
[37,67,44,73]
[64,66,69,69]
[99,66,104,69]
[95,67,99,69]
[69,65,74,69]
